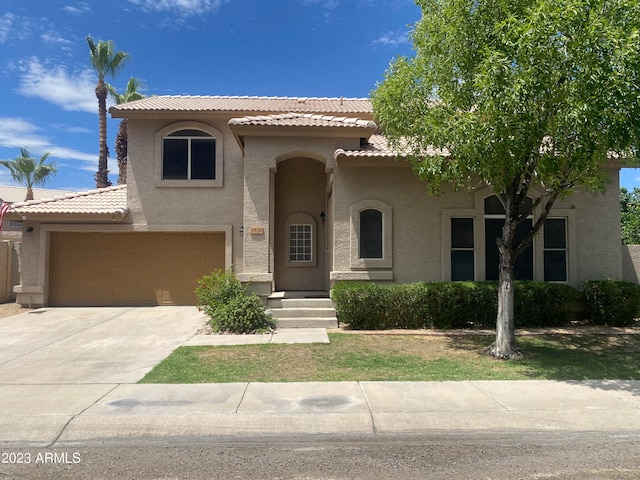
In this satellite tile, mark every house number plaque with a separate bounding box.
[249,226,265,235]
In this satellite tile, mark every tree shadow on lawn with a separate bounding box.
[447,334,640,396]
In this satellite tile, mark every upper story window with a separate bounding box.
[162,130,216,180]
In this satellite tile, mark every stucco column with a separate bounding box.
[238,140,275,296]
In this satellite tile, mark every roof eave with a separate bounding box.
[229,123,377,152]
[8,208,130,223]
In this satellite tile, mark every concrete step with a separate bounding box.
[267,297,333,309]
[270,307,336,319]
[275,317,338,329]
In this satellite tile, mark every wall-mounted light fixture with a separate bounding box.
[25,226,34,238]
[239,226,244,237]
[320,211,326,224]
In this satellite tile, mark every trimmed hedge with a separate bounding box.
[581,279,640,327]
[331,281,581,330]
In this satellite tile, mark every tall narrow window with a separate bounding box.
[359,209,383,259]
[451,218,474,281]
[484,195,533,280]
[289,224,312,262]
[544,218,567,281]
[162,130,216,180]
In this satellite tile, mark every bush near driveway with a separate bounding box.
[195,270,275,334]
[331,280,625,330]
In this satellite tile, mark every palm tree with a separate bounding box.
[107,77,146,185]
[86,36,129,188]
[0,148,57,201]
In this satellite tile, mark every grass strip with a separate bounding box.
[139,333,640,383]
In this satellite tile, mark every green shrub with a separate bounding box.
[580,279,640,327]
[212,294,276,334]
[514,281,578,328]
[195,270,275,333]
[332,280,579,330]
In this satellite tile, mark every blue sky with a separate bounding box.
[0,0,419,191]
[0,0,637,193]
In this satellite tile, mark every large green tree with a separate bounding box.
[0,148,57,201]
[87,36,129,189]
[107,77,146,185]
[373,0,640,358]
[621,187,640,244]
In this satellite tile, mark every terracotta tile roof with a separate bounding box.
[334,134,447,160]
[229,113,377,129]
[0,186,75,204]
[9,185,128,216]
[110,95,373,116]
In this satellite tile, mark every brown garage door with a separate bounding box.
[49,232,225,306]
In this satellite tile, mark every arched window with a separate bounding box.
[162,129,216,180]
[359,209,383,259]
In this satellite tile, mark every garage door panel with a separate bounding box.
[49,232,225,306]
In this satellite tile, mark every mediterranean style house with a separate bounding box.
[7,96,624,307]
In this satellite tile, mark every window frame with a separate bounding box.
[349,199,392,270]
[450,217,475,281]
[289,223,313,263]
[543,217,568,282]
[284,212,317,267]
[358,208,384,259]
[442,188,575,283]
[155,122,224,188]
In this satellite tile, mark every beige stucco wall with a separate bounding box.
[239,135,360,294]
[126,118,243,269]
[331,162,623,287]
[13,106,625,305]
[274,157,327,290]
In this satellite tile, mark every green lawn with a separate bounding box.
[139,332,640,384]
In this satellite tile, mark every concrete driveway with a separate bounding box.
[0,306,206,384]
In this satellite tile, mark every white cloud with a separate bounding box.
[41,31,74,47]
[128,0,226,16]
[16,57,98,113]
[53,124,93,134]
[303,0,339,20]
[0,13,32,43]
[0,118,96,164]
[373,30,409,47]
[0,13,14,43]
[63,3,92,15]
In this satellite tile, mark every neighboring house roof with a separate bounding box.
[110,95,373,116]
[0,185,75,204]
[9,185,128,218]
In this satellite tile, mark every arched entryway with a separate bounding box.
[274,157,328,291]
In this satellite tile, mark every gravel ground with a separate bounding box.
[0,301,31,318]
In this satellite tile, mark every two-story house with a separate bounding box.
[8,96,623,307]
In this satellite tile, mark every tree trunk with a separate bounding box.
[116,119,128,185]
[486,206,523,359]
[95,80,111,189]
[486,251,521,358]
[25,187,34,201]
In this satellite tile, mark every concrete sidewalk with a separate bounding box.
[2,380,640,446]
[1,308,639,447]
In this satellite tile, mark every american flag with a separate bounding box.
[0,201,10,237]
